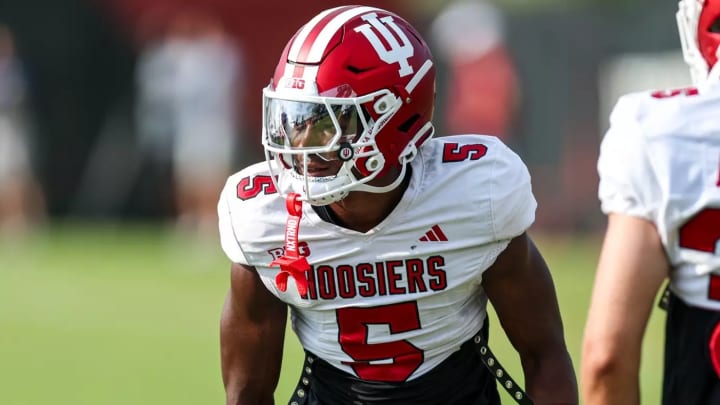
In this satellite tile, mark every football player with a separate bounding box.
[218,5,577,405]
[582,1,720,404]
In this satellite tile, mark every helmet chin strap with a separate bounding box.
[354,160,409,194]
[301,159,408,203]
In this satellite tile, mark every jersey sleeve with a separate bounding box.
[490,142,537,241]
[217,177,249,265]
[597,96,656,219]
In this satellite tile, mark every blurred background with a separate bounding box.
[0,0,688,403]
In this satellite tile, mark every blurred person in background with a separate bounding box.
[582,0,720,403]
[218,5,577,405]
[0,24,45,236]
[428,0,520,142]
[135,8,243,238]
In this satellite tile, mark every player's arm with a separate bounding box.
[221,262,288,405]
[483,232,578,405]
[581,213,669,405]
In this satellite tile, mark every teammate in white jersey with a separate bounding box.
[218,5,577,405]
[582,1,720,404]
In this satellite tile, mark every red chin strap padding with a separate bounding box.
[270,193,310,296]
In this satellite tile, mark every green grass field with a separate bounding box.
[0,224,666,404]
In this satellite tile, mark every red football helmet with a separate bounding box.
[262,5,436,205]
[677,0,720,85]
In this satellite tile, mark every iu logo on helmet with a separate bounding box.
[354,12,415,77]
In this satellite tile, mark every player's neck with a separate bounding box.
[325,165,412,233]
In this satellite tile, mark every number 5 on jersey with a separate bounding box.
[337,302,423,382]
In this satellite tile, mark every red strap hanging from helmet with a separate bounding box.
[270,193,310,296]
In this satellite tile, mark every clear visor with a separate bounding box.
[265,98,360,156]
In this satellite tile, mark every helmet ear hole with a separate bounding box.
[373,94,396,114]
[364,155,384,173]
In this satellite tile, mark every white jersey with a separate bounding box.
[598,83,720,310]
[218,134,536,381]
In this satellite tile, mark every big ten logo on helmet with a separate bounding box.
[268,242,310,260]
[283,77,305,90]
[354,12,414,77]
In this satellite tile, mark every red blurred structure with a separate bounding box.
[429,0,520,141]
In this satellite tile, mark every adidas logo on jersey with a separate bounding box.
[419,225,448,242]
